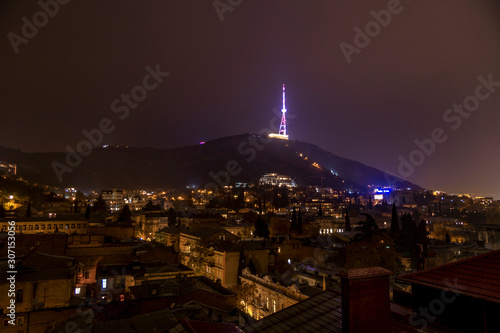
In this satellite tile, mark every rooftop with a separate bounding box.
[242,289,342,333]
[241,290,447,333]
[180,319,243,333]
[398,249,500,303]
[182,227,221,239]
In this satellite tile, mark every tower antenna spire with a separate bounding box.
[279,84,287,136]
[268,83,290,140]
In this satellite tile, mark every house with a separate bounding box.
[0,217,89,235]
[0,252,77,314]
[179,227,240,256]
[156,225,190,252]
[239,267,321,320]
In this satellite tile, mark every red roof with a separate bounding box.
[398,249,500,303]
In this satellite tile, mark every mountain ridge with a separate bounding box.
[0,134,419,192]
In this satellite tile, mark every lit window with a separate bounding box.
[65,224,69,229]
[75,287,81,295]
[102,279,107,289]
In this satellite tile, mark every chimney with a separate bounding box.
[340,266,393,333]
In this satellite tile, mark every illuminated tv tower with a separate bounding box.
[269,84,289,140]
[279,84,287,136]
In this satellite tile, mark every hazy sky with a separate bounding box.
[1,0,500,198]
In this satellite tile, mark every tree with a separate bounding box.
[84,204,91,220]
[143,200,161,211]
[237,281,258,312]
[417,219,429,257]
[234,190,245,212]
[445,232,451,245]
[167,207,177,227]
[390,203,400,234]
[344,232,402,273]
[73,199,80,214]
[318,204,323,217]
[354,213,379,240]
[93,196,107,213]
[0,204,5,218]
[290,207,298,231]
[26,200,32,218]
[187,245,213,273]
[272,186,288,209]
[75,190,86,202]
[399,213,419,268]
[297,208,303,235]
[368,196,373,209]
[117,204,132,223]
[345,209,352,232]
[254,216,270,239]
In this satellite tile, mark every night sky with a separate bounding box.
[1,1,500,198]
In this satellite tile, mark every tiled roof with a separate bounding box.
[180,319,243,333]
[21,251,76,269]
[398,249,500,303]
[241,289,449,333]
[93,308,179,333]
[242,290,343,333]
[159,226,189,234]
[208,240,242,253]
[183,227,221,239]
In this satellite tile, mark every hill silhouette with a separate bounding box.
[0,134,418,192]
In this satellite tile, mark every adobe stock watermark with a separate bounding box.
[409,278,462,330]
[51,64,169,182]
[204,107,296,193]
[339,0,406,64]
[7,0,71,54]
[213,0,243,22]
[397,74,499,178]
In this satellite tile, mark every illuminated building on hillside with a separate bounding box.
[259,173,296,188]
[0,161,16,175]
